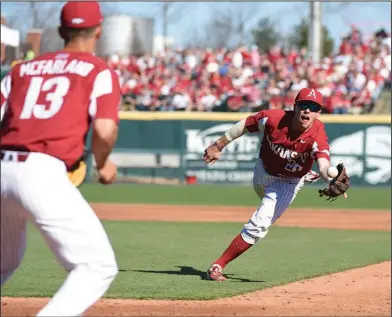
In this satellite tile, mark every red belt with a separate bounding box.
[0,151,29,162]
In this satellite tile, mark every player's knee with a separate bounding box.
[98,258,118,282]
[109,260,119,280]
[92,241,118,281]
[85,255,118,283]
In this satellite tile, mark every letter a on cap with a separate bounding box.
[306,89,317,99]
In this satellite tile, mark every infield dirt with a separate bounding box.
[1,203,391,316]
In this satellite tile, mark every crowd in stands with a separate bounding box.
[106,25,391,114]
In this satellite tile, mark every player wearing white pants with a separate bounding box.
[241,158,306,245]
[1,152,118,316]
[203,88,335,281]
[1,2,121,315]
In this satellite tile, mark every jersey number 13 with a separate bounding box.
[20,76,70,119]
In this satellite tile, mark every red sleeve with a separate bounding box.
[0,71,12,121]
[245,110,269,133]
[311,123,330,161]
[89,68,121,123]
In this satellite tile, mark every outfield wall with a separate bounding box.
[87,112,391,187]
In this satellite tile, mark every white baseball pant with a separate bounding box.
[241,158,305,244]
[1,151,118,316]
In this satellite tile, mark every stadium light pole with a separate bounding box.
[309,1,322,65]
[163,1,171,50]
[30,1,37,29]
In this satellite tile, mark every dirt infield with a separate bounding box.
[1,203,391,316]
[92,203,391,231]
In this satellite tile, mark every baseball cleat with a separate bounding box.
[207,264,227,281]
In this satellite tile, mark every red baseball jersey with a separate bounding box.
[245,109,330,178]
[0,51,121,170]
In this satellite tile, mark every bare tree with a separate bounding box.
[5,2,60,54]
[5,2,119,54]
[6,2,60,31]
[251,17,282,53]
[184,3,259,49]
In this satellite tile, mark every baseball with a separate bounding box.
[327,167,339,178]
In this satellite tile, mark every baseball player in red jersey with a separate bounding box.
[203,88,339,281]
[1,2,120,315]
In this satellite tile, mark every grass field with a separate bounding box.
[80,183,391,210]
[2,221,390,300]
[2,183,390,305]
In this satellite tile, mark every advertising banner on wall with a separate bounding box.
[110,116,391,187]
[183,122,391,186]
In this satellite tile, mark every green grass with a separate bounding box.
[79,183,391,210]
[2,221,390,299]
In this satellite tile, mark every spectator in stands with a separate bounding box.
[327,81,350,114]
[195,86,218,112]
[105,25,390,114]
[25,49,35,61]
[171,87,193,111]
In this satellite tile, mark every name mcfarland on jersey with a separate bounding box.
[20,59,95,77]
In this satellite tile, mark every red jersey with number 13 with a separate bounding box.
[245,109,330,178]
[0,51,121,170]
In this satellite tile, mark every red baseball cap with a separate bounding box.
[60,1,103,29]
[295,88,324,107]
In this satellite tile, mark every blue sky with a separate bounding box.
[1,1,391,51]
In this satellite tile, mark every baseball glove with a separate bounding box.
[318,163,350,201]
[67,149,89,187]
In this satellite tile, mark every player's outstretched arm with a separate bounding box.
[316,157,331,184]
[203,119,249,165]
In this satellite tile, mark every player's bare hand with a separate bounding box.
[304,170,321,184]
[203,143,222,165]
[97,160,117,185]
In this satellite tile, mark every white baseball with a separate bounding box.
[327,167,339,178]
